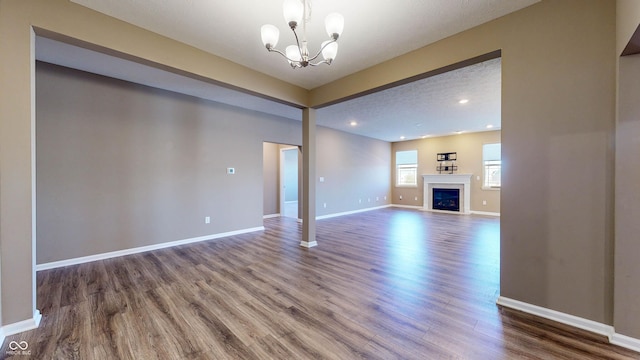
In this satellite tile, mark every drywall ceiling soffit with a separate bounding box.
[70,0,538,90]
[35,36,303,121]
[36,36,501,142]
[38,1,513,142]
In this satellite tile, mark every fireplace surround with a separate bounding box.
[422,174,472,214]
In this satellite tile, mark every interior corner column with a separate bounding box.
[0,8,39,329]
[301,108,317,248]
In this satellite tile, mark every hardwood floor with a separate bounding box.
[3,208,638,359]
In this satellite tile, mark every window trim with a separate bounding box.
[396,164,418,187]
[482,160,501,190]
[395,150,418,188]
[482,143,501,190]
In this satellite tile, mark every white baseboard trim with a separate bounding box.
[263,213,280,219]
[611,333,640,353]
[497,296,614,340]
[497,296,640,353]
[470,211,501,217]
[391,204,423,210]
[1,310,41,345]
[36,227,265,271]
[299,241,318,248]
[316,205,391,220]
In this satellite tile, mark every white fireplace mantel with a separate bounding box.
[423,174,472,214]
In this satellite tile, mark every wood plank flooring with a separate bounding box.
[2,208,638,359]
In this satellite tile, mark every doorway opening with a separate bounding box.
[280,146,299,219]
[263,142,301,220]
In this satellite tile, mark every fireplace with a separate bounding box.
[423,174,471,214]
[432,188,460,212]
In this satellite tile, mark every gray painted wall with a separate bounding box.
[615,53,640,340]
[36,62,392,264]
[498,1,616,325]
[316,126,391,216]
[36,62,302,264]
[263,142,280,216]
[615,1,640,338]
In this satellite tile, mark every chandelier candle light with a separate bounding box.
[260,0,344,68]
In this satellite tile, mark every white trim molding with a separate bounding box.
[299,241,318,248]
[263,213,281,219]
[316,205,391,220]
[498,296,640,353]
[497,296,615,340]
[36,227,265,271]
[470,211,501,217]
[611,333,640,353]
[391,204,423,210]
[1,310,41,346]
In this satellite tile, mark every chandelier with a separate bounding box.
[260,0,344,68]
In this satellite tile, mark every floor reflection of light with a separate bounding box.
[472,221,500,260]
[384,212,430,305]
[380,213,501,316]
[462,219,501,298]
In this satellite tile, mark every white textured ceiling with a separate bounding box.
[317,58,502,142]
[70,0,537,89]
[39,1,539,141]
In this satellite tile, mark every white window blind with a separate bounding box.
[396,150,418,187]
[482,143,501,188]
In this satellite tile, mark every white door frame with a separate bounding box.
[279,146,299,218]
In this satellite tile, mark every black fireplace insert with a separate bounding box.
[432,188,460,212]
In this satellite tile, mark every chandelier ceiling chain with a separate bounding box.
[260,0,344,69]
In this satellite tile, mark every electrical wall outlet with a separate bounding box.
[205,216,211,224]
[482,200,487,206]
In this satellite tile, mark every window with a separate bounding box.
[396,150,418,187]
[483,143,501,188]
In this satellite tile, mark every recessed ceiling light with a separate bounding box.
[421,135,428,139]
[459,99,469,104]
[486,124,494,129]
[349,121,357,126]
[400,136,406,140]
[455,131,463,134]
